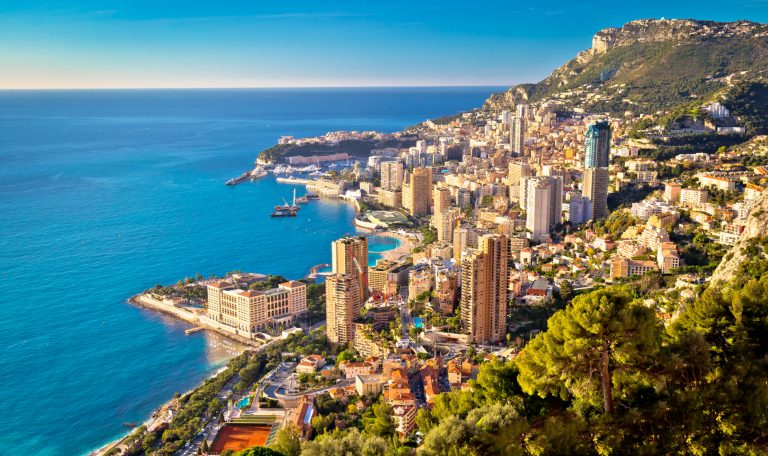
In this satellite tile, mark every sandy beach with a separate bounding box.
[379,230,416,262]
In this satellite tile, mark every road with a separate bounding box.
[173,335,292,456]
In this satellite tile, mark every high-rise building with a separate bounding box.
[568,193,593,225]
[460,234,509,344]
[583,167,609,220]
[402,167,432,217]
[431,186,452,228]
[516,103,529,118]
[332,236,369,311]
[433,187,452,215]
[511,116,526,156]
[582,120,610,221]
[508,161,531,202]
[453,224,482,263]
[438,207,461,244]
[584,120,611,169]
[326,273,360,344]
[456,188,471,209]
[381,161,404,190]
[525,177,563,242]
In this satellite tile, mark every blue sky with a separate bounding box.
[1,0,767,89]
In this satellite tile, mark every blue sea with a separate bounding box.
[0,87,499,455]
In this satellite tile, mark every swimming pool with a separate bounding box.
[414,317,423,329]
[237,396,251,408]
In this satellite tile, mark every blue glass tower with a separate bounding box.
[584,120,611,168]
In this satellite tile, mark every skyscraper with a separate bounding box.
[402,167,432,217]
[326,273,360,344]
[508,161,531,202]
[584,120,611,168]
[525,176,563,242]
[456,188,471,210]
[381,161,404,190]
[438,207,461,244]
[460,234,509,344]
[431,186,452,228]
[332,236,369,311]
[511,116,526,156]
[582,120,611,221]
[584,167,609,220]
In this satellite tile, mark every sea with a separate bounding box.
[0,87,500,455]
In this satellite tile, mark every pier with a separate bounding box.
[276,176,314,185]
[185,327,205,335]
[307,263,332,279]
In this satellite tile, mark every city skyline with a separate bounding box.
[2,0,768,89]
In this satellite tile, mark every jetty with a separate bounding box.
[129,294,264,348]
[307,263,332,280]
[276,176,314,185]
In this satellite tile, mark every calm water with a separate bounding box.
[0,87,498,455]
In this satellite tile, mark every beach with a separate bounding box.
[380,230,416,262]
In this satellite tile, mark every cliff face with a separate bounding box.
[484,19,768,115]
[711,191,768,284]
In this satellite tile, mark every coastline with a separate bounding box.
[377,230,415,262]
[94,229,405,455]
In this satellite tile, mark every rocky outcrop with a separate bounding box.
[711,191,768,284]
[483,18,768,115]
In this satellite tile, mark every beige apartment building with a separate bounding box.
[583,167,609,220]
[377,188,402,208]
[460,234,510,344]
[381,161,404,190]
[332,235,369,311]
[326,273,361,345]
[402,167,432,217]
[431,186,452,228]
[610,257,658,279]
[206,280,307,333]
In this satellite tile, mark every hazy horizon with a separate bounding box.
[2,1,768,89]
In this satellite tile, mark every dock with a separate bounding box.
[276,177,314,185]
[185,327,205,335]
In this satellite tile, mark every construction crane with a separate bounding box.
[352,256,373,295]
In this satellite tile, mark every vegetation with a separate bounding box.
[725,80,768,134]
[259,137,417,163]
[420,226,437,245]
[590,209,636,238]
[249,275,289,291]
[232,447,283,456]
[303,283,326,325]
[307,258,768,454]
[485,20,768,116]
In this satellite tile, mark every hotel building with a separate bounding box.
[206,280,307,335]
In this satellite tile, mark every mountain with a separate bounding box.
[484,19,768,117]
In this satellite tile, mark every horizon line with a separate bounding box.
[0,83,514,92]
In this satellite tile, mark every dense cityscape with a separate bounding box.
[93,18,768,456]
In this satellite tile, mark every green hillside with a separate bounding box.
[485,19,768,116]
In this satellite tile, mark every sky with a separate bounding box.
[1,0,767,89]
